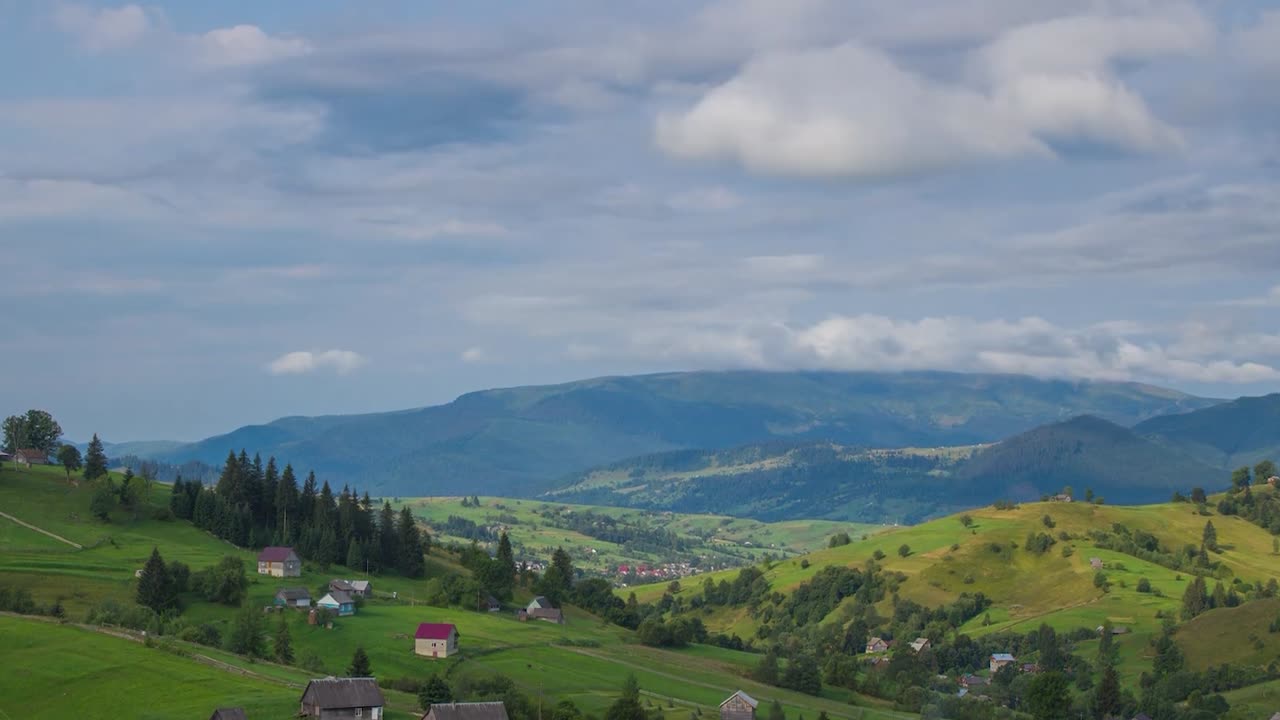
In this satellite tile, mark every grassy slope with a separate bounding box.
[0,465,905,720]
[403,495,873,572]
[1174,597,1280,671]
[628,493,1280,684]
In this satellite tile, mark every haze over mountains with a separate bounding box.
[115,370,1249,510]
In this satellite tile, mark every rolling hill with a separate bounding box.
[1135,393,1280,470]
[549,416,1225,522]
[145,371,1216,497]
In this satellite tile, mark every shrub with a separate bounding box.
[898,545,911,558]
[1137,578,1152,593]
[800,559,810,569]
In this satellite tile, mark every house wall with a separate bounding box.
[311,706,383,719]
[414,635,456,657]
[720,698,755,720]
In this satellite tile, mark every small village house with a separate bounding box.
[1089,557,1103,570]
[909,637,931,653]
[300,677,385,719]
[13,449,48,467]
[482,595,501,612]
[1050,494,1073,503]
[1021,663,1041,675]
[257,547,301,577]
[330,579,372,597]
[865,637,890,653]
[317,590,356,616]
[719,691,757,720]
[274,587,312,609]
[990,653,1016,673]
[422,701,509,720]
[518,596,564,624]
[209,709,247,720]
[414,622,459,659]
[960,674,989,689]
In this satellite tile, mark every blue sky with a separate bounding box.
[2,0,1280,441]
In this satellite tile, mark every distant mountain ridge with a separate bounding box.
[549,415,1224,522]
[1134,393,1280,470]
[142,370,1218,497]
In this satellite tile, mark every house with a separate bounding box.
[317,590,356,616]
[526,596,553,611]
[209,709,248,720]
[300,677,385,719]
[865,637,890,653]
[350,580,371,597]
[990,653,1016,673]
[1051,493,1073,502]
[482,595,501,612]
[960,675,988,688]
[1096,625,1129,635]
[957,688,969,699]
[719,691,758,720]
[275,587,312,609]
[909,637,931,653]
[13,449,48,467]
[518,597,564,624]
[330,579,355,593]
[422,702,509,720]
[1267,476,1279,487]
[414,623,459,659]
[257,547,301,577]
[1021,663,1041,674]
[1090,557,1103,570]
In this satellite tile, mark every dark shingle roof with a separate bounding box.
[258,546,296,562]
[323,590,354,605]
[720,691,757,709]
[276,587,310,600]
[302,678,385,709]
[209,709,247,720]
[425,701,510,720]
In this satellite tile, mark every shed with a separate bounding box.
[300,677,385,719]
[13,449,48,467]
[275,587,312,608]
[719,691,757,720]
[909,637,931,653]
[865,637,890,653]
[422,701,510,720]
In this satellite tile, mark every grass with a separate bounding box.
[0,465,905,720]
[1175,598,1280,671]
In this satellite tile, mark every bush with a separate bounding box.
[800,559,810,569]
[1137,578,1153,593]
[898,544,911,558]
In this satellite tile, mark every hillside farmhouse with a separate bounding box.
[518,596,564,624]
[13,449,48,467]
[423,701,510,720]
[414,622,459,659]
[257,547,301,577]
[318,590,356,616]
[719,691,757,720]
[330,579,373,598]
[865,637,890,653]
[909,637,931,653]
[275,587,311,608]
[990,653,1016,673]
[300,677,385,719]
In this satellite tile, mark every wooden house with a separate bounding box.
[275,587,312,608]
[518,597,564,624]
[422,701,509,720]
[865,637,890,653]
[719,691,757,720]
[414,622,459,659]
[300,677,385,719]
[317,590,356,616]
[990,653,1016,673]
[257,547,301,577]
[13,449,48,467]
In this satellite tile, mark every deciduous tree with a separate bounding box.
[56,444,82,481]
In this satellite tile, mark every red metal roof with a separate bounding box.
[257,546,296,562]
[415,622,457,640]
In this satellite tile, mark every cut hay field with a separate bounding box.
[0,464,906,720]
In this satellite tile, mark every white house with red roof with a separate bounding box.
[414,622,459,658]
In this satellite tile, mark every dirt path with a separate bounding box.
[0,510,83,549]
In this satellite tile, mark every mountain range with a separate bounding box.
[115,370,1230,501]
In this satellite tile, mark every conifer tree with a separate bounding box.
[496,531,516,599]
[767,700,785,720]
[83,433,108,481]
[1202,521,1218,552]
[1094,664,1121,719]
[605,674,646,720]
[274,613,294,664]
[398,506,425,578]
[136,547,173,613]
[378,501,399,571]
[276,464,299,543]
[347,646,372,677]
[418,675,454,712]
[1181,576,1208,620]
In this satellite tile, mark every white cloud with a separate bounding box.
[268,350,367,375]
[193,25,311,68]
[54,3,152,52]
[656,7,1205,177]
[460,347,489,363]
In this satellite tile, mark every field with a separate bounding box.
[630,493,1280,685]
[0,464,908,720]
[403,495,876,575]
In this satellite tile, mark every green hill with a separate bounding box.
[0,464,907,720]
[1136,393,1280,469]
[148,371,1216,497]
[550,416,1223,522]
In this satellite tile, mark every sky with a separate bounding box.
[2,1,1280,442]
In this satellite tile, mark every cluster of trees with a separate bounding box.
[1,409,63,455]
[457,532,517,600]
[1213,461,1280,535]
[135,547,250,614]
[539,508,694,556]
[168,450,427,577]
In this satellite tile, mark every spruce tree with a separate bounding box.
[1181,576,1208,620]
[274,613,294,664]
[346,538,363,571]
[398,506,425,578]
[768,701,785,720]
[1211,581,1227,609]
[276,464,299,543]
[347,646,372,677]
[496,531,516,598]
[136,547,172,613]
[378,501,399,572]
[83,433,108,481]
[1202,521,1218,552]
[605,674,646,720]
[1094,664,1121,719]
[90,480,116,521]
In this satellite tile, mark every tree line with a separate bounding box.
[169,450,427,577]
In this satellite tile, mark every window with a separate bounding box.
[355,709,362,718]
